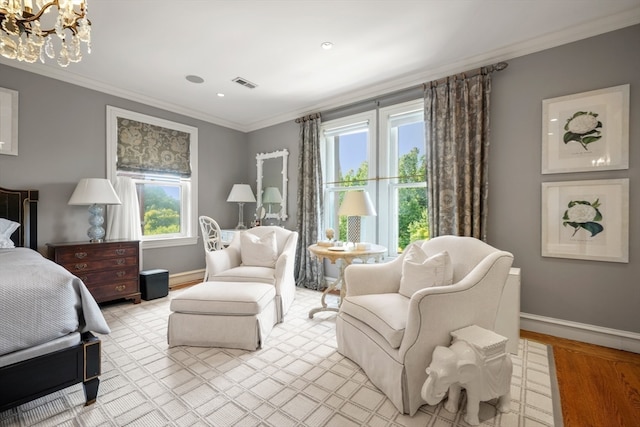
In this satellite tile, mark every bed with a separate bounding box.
[0,186,110,412]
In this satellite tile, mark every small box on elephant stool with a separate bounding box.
[140,269,169,300]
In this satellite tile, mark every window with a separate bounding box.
[131,175,186,237]
[321,100,427,256]
[107,106,198,249]
[321,112,376,244]
[379,100,428,254]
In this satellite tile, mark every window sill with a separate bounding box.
[141,236,198,250]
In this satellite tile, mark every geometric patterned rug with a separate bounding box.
[0,288,559,426]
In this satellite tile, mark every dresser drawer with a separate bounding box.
[53,244,138,263]
[89,280,139,303]
[61,256,138,273]
[47,240,141,304]
[74,265,139,286]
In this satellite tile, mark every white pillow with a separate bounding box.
[0,235,15,248]
[0,218,20,238]
[399,246,453,297]
[240,230,278,268]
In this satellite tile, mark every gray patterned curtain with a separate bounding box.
[424,63,506,240]
[294,113,324,290]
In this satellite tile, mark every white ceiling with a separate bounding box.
[2,0,640,132]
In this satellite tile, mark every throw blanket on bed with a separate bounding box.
[0,248,111,356]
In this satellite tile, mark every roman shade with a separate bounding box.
[116,117,192,177]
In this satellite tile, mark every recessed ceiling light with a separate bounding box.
[217,93,225,97]
[321,41,333,50]
[186,75,204,84]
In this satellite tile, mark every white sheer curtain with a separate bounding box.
[107,177,142,267]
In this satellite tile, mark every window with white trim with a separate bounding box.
[321,100,427,256]
[106,106,198,249]
[379,100,427,254]
[321,112,377,245]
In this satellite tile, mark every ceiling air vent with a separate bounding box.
[232,77,258,89]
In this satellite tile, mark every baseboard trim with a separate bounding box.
[169,269,205,289]
[521,312,640,354]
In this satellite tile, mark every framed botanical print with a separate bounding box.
[541,179,629,263]
[541,84,629,174]
[0,87,18,156]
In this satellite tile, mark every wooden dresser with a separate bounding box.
[47,240,141,304]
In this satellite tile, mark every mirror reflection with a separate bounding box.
[256,149,288,223]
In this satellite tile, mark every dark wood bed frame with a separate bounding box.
[0,186,103,412]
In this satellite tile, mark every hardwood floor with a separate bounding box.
[520,330,640,427]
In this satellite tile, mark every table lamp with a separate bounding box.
[227,184,256,229]
[338,190,377,245]
[68,178,122,243]
[262,187,283,216]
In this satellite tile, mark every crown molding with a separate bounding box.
[2,9,639,134]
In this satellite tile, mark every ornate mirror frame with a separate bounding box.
[256,149,289,221]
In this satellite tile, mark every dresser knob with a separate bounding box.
[115,249,126,255]
[116,271,126,278]
[115,285,126,292]
[75,263,88,270]
[116,258,125,265]
[74,252,87,259]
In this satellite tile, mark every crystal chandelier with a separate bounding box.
[0,0,90,67]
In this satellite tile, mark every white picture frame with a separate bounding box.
[0,87,18,156]
[542,84,629,174]
[541,179,629,263]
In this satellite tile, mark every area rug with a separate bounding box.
[0,288,559,426]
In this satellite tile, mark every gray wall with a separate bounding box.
[1,24,637,334]
[246,120,299,231]
[0,64,249,274]
[488,24,639,334]
[248,25,640,335]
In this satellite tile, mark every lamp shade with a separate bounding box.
[262,187,283,204]
[68,178,122,206]
[338,191,377,217]
[227,184,256,203]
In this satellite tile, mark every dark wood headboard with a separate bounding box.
[0,186,39,249]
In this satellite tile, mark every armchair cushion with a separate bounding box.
[340,293,410,349]
[337,236,515,416]
[211,265,275,285]
[240,230,278,267]
[399,248,453,297]
[206,226,299,323]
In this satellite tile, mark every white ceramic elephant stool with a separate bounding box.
[421,325,513,426]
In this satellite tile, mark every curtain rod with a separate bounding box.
[424,61,508,89]
[296,61,508,122]
[295,112,321,123]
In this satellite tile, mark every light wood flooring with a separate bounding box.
[520,330,640,427]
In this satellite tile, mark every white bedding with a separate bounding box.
[0,333,80,368]
[0,248,111,357]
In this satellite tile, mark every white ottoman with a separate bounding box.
[167,281,277,350]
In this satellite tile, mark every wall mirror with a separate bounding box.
[256,149,289,222]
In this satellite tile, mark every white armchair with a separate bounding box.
[205,226,298,322]
[336,236,514,416]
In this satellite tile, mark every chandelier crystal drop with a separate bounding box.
[0,0,90,67]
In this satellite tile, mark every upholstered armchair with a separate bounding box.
[204,226,298,322]
[336,236,514,416]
